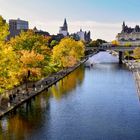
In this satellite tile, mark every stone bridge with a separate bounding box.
[86,43,138,64]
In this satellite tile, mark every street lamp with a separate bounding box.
[25,70,30,92]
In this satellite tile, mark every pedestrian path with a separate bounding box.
[0,58,88,119]
[123,59,140,98]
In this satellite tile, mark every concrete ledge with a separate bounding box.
[123,59,140,99]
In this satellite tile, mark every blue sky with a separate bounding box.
[0,0,140,41]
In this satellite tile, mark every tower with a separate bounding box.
[59,18,69,36]
[63,18,68,31]
[122,21,125,32]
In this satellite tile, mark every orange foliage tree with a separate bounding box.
[9,30,52,81]
[19,50,44,81]
[52,38,85,68]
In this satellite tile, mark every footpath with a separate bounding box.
[108,50,140,98]
[0,56,92,119]
[122,60,140,98]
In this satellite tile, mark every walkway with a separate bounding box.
[0,58,88,119]
[123,60,140,98]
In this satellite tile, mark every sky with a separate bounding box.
[0,0,140,41]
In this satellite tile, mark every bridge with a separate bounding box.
[86,43,138,64]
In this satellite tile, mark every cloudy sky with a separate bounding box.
[0,0,140,41]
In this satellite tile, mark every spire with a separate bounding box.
[33,26,38,31]
[123,21,125,27]
[63,18,67,27]
[122,21,126,32]
[63,18,68,31]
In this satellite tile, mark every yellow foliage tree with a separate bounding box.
[0,16,9,42]
[133,47,140,59]
[0,44,20,93]
[0,16,20,93]
[124,42,131,47]
[52,38,85,68]
[111,40,119,46]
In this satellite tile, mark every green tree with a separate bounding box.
[87,39,107,47]
[50,40,58,48]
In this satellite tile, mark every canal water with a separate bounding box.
[0,52,140,140]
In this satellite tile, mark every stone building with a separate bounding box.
[33,27,50,37]
[59,18,69,36]
[117,22,140,46]
[59,18,91,42]
[76,29,91,42]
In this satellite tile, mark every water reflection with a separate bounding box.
[0,66,85,140]
[0,92,51,140]
[88,51,118,64]
[50,66,85,100]
[1,52,140,140]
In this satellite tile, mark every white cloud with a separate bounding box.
[29,20,140,41]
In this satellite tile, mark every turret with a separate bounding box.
[63,18,68,31]
[122,21,125,32]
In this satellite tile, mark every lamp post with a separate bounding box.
[25,70,30,91]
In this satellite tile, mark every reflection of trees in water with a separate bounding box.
[50,66,85,100]
[0,92,51,140]
[0,66,85,140]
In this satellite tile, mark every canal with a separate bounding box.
[0,52,140,140]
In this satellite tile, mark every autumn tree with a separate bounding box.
[111,40,119,46]
[124,42,131,47]
[0,16,9,42]
[9,30,53,81]
[133,47,140,59]
[10,30,51,53]
[0,16,20,93]
[52,38,85,68]
[87,39,106,47]
[0,44,20,92]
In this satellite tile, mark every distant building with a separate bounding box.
[33,27,50,37]
[58,19,91,42]
[76,29,91,42]
[77,29,85,41]
[117,22,140,46]
[70,33,80,41]
[51,34,64,42]
[59,18,69,36]
[85,31,91,42]
[9,18,29,38]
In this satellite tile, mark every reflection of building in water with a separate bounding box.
[117,22,140,46]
